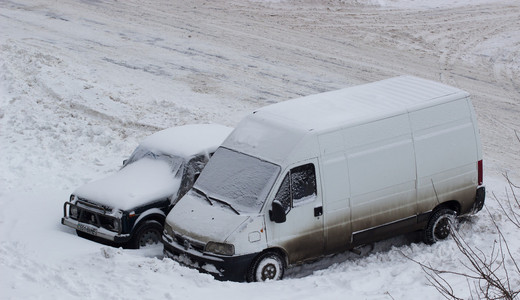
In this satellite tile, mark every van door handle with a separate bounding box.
[314,206,323,217]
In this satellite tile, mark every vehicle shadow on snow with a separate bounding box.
[66,227,166,258]
[284,215,479,280]
[66,216,479,281]
[284,231,424,279]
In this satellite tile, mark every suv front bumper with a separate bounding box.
[62,201,131,244]
[61,217,131,243]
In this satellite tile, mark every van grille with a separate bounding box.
[173,234,205,252]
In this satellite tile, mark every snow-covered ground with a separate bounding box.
[1,0,519,299]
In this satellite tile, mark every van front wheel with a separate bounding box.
[423,208,456,244]
[247,251,285,282]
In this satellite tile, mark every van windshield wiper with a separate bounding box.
[211,197,240,215]
[193,187,240,215]
[193,187,213,206]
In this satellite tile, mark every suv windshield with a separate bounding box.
[194,147,280,214]
[124,146,185,177]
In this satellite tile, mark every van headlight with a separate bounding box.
[205,241,235,256]
[163,223,174,238]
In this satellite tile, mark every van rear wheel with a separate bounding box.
[423,208,456,244]
[247,251,285,282]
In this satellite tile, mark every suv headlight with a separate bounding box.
[205,241,235,256]
[111,218,121,232]
[69,205,79,219]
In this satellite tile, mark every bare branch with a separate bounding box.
[404,217,519,299]
[406,144,520,299]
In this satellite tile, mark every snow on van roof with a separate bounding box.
[139,124,233,158]
[255,75,469,132]
[224,76,469,165]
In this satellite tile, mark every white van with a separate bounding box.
[162,76,485,282]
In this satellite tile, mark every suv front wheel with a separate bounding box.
[131,220,163,249]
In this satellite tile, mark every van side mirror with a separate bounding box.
[269,201,286,223]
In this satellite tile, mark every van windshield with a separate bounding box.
[193,147,280,214]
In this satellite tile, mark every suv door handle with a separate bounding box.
[314,206,323,217]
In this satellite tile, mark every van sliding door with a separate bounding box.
[347,115,417,245]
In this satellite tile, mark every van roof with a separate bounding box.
[254,75,469,132]
[224,76,470,165]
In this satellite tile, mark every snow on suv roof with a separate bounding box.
[139,124,233,158]
[254,75,469,132]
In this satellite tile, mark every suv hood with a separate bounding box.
[74,158,180,211]
[166,191,249,243]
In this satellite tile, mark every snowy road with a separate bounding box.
[1,0,519,299]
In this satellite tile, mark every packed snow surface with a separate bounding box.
[1,0,519,299]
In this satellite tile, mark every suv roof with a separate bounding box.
[140,124,233,158]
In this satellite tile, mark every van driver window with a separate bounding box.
[274,163,317,213]
[274,173,291,213]
[291,163,317,205]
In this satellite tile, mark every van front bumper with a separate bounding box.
[162,235,258,282]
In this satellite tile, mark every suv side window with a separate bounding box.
[273,163,317,213]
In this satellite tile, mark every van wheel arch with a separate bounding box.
[435,200,461,215]
[246,248,287,282]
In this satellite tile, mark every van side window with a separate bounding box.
[274,173,291,213]
[291,163,317,205]
[273,163,317,213]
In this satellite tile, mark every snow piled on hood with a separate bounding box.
[74,158,181,211]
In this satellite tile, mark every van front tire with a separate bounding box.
[423,208,456,244]
[247,251,285,282]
